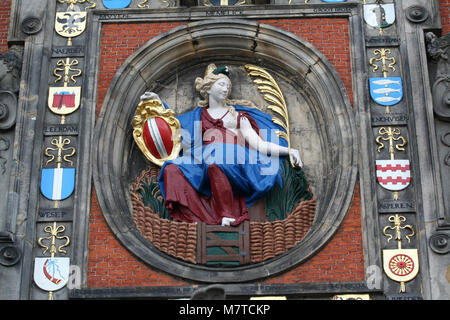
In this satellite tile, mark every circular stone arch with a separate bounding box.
[93,19,358,283]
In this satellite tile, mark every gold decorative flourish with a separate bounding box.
[138,0,150,8]
[57,0,96,10]
[376,127,406,160]
[369,48,396,78]
[38,222,71,257]
[383,214,415,250]
[160,0,170,7]
[53,58,82,86]
[45,137,76,167]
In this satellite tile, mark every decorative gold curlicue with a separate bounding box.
[369,48,396,78]
[38,222,71,257]
[376,127,406,161]
[383,214,415,250]
[45,137,76,168]
[57,0,96,10]
[138,0,150,7]
[54,58,82,86]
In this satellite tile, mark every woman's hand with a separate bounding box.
[140,91,161,101]
[289,148,303,168]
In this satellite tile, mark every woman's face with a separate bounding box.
[207,77,230,102]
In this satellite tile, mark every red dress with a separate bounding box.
[163,107,259,226]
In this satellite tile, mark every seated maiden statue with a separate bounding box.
[140,64,303,227]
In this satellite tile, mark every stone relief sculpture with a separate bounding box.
[0,45,22,267]
[0,46,22,132]
[426,32,450,254]
[426,32,450,121]
[0,46,22,178]
[131,63,315,265]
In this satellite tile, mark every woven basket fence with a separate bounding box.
[131,167,316,264]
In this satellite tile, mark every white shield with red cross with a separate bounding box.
[376,159,411,191]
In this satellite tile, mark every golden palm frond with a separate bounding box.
[244,64,293,167]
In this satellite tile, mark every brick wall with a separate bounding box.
[266,184,364,283]
[0,0,11,53]
[88,18,363,288]
[440,0,450,35]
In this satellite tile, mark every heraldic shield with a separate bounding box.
[55,11,86,40]
[132,99,181,167]
[102,0,132,8]
[383,249,419,293]
[40,168,76,201]
[364,3,396,29]
[34,257,70,292]
[376,159,411,191]
[48,87,81,116]
[369,77,403,107]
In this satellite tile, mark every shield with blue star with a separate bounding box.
[370,77,403,107]
[102,0,132,8]
[40,168,76,201]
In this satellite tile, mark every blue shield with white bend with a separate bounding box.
[102,0,131,9]
[40,168,75,201]
[369,77,403,106]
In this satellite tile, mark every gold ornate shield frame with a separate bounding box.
[132,99,181,167]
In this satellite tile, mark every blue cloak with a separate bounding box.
[158,105,288,207]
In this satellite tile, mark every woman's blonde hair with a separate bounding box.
[195,64,259,110]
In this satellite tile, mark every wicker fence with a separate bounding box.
[131,167,316,265]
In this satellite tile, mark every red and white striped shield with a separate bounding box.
[376,159,411,191]
[133,98,181,167]
[142,117,174,160]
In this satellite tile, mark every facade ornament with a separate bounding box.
[57,0,96,10]
[429,233,450,254]
[48,58,82,123]
[363,0,395,36]
[21,16,43,35]
[406,5,429,24]
[132,63,313,265]
[382,214,419,293]
[426,33,450,121]
[55,1,89,46]
[35,222,71,300]
[102,0,131,8]
[0,232,21,267]
[375,127,410,200]
[369,48,403,113]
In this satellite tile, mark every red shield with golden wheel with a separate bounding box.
[133,99,181,166]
